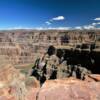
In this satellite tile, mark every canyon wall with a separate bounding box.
[0,30,99,68]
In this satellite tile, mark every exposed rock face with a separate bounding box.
[31,46,92,85]
[0,64,100,100]
[0,64,20,87]
[0,64,40,100]
[37,78,100,100]
[0,30,99,67]
[0,64,25,100]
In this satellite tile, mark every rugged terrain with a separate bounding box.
[0,64,100,100]
[0,29,100,100]
[0,29,99,67]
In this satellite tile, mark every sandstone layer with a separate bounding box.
[0,30,99,67]
[0,64,100,100]
[0,64,40,100]
[37,77,100,100]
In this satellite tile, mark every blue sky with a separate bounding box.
[0,0,100,29]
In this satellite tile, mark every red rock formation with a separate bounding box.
[0,30,99,67]
[0,66,100,100]
[85,74,100,82]
[0,64,40,100]
[37,77,100,100]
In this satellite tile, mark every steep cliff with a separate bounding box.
[0,30,99,67]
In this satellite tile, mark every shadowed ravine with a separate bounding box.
[31,45,100,85]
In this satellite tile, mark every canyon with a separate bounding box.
[0,29,100,100]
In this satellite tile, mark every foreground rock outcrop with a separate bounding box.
[37,78,100,100]
[0,64,99,100]
[0,64,40,100]
[31,45,92,85]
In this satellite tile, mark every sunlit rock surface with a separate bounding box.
[37,77,100,100]
[0,64,40,100]
[0,64,99,100]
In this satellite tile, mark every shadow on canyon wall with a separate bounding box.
[31,45,100,85]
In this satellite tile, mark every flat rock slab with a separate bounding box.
[26,88,40,100]
[37,78,100,100]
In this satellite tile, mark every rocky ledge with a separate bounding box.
[37,77,100,100]
[0,64,100,100]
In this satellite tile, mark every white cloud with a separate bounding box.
[97,22,100,24]
[0,26,99,30]
[45,16,65,26]
[92,22,100,26]
[83,25,95,29]
[75,23,100,30]
[7,26,34,30]
[92,23,97,26]
[75,21,100,30]
[94,17,100,21]
[0,26,71,30]
[52,16,65,21]
[0,26,34,30]
[75,26,82,30]
[53,27,71,30]
[35,27,71,30]
[45,21,51,25]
